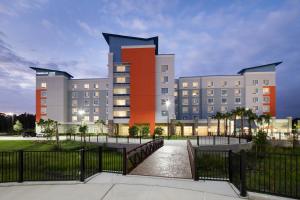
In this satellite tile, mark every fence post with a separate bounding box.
[122,148,127,175]
[239,136,241,144]
[228,150,232,182]
[18,150,24,183]
[140,136,142,144]
[227,136,230,145]
[240,150,247,197]
[194,148,199,181]
[80,149,85,182]
[197,136,199,146]
[98,146,102,173]
[213,135,216,145]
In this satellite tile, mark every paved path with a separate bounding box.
[0,173,244,200]
[130,144,192,179]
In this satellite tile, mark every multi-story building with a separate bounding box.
[31,33,280,135]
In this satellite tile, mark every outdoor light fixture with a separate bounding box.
[78,110,85,116]
[166,100,170,108]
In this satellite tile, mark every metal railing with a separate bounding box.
[0,147,123,183]
[124,138,164,174]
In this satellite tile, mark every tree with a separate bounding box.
[79,124,88,147]
[154,127,164,136]
[212,112,223,136]
[176,121,183,136]
[245,109,257,136]
[253,130,268,152]
[37,119,59,147]
[263,114,272,134]
[128,125,139,137]
[223,113,231,136]
[95,119,106,135]
[140,126,150,137]
[236,107,247,136]
[231,109,239,136]
[13,120,23,134]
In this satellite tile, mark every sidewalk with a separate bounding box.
[0,173,243,200]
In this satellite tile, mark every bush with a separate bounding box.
[128,125,139,137]
[154,127,164,136]
[253,130,268,146]
[140,126,150,137]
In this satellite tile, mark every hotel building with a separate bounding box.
[31,33,280,135]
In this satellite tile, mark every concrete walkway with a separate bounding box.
[130,144,192,179]
[0,173,243,200]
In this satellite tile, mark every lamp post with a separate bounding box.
[166,100,170,139]
[78,109,85,142]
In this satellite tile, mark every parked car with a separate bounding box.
[21,131,36,137]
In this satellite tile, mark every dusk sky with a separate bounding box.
[0,0,299,117]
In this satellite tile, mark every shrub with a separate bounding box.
[140,126,150,137]
[154,127,164,136]
[253,130,268,146]
[129,125,139,137]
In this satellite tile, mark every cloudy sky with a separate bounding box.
[0,0,299,117]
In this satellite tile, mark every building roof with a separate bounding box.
[102,32,159,54]
[237,61,282,74]
[30,67,73,78]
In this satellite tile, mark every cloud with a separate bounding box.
[77,20,100,37]
[0,0,48,16]
[41,19,53,30]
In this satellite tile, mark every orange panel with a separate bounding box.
[36,89,42,122]
[121,47,156,134]
[263,86,276,116]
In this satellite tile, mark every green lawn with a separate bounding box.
[0,140,123,183]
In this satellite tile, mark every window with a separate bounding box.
[94,107,99,114]
[192,106,199,113]
[41,91,47,98]
[84,116,90,122]
[207,89,214,96]
[72,100,78,106]
[72,92,77,98]
[84,84,89,89]
[221,106,228,113]
[192,82,199,88]
[235,97,241,104]
[207,98,214,104]
[222,81,227,87]
[113,111,128,117]
[94,116,99,121]
[253,88,259,94]
[161,99,166,105]
[263,88,270,95]
[41,82,47,88]
[114,99,126,106]
[235,80,241,87]
[263,96,270,103]
[72,107,77,114]
[182,90,188,96]
[174,91,178,97]
[84,108,90,113]
[94,83,99,89]
[72,116,77,122]
[207,106,214,113]
[263,80,269,85]
[116,77,126,83]
[94,91,99,97]
[161,65,168,72]
[192,90,199,97]
[253,106,259,112]
[113,88,128,95]
[116,65,126,72]
[182,98,189,105]
[221,98,227,104]
[207,81,214,87]
[253,97,259,103]
[192,98,199,105]
[221,89,228,96]
[182,106,188,113]
[161,111,168,116]
[263,105,270,112]
[182,82,188,88]
[41,99,46,106]
[253,80,259,86]
[93,99,99,106]
[161,88,168,94]
[234,89,241,96]
[174,83,178,89]
[72,84,77,89]
[84,99,90,106]
[41,107,47,114]
[162,76,168,83]
[84,91,90,98]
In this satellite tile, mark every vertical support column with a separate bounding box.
[18,150,24,183]
[194,148,199,181]
[228,150,232,182]
[98,146,102,173]
[122,148,127,175]
[213,135,216,145]
[80,149,85,182]
[197,136,199,146]
[240,150,247,197]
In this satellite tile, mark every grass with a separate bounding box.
[0,140,123,183]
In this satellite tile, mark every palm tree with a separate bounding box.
[224,112,231,136]
[245,109,257,136]
[95,119,106,135]
[231,109,239,136]
[212,112,223,136]
[257,115,264,131]
[236,107,247,136]
[176,121,183,136]
[263,114,272,134]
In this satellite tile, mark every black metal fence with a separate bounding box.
[190,142,299,198]
[0,147,123,183]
